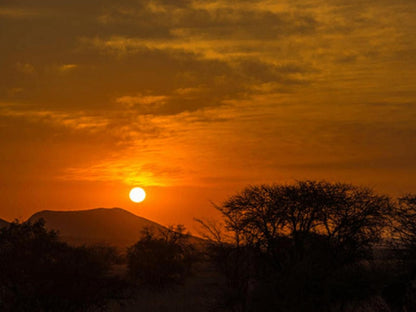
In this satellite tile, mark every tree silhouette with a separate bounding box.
[380,194,416,311]
[0,220,123,311]
[395,194,416,254]
[218,181,391,265]
[204,181,393,311]
[127,225,196,288]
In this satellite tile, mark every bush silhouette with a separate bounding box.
[127,226,196,288]
[0,219,123,311]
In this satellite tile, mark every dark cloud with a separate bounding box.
[174,8,318,39]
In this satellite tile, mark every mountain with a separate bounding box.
[0,218,9,228]
[28,208,167,248]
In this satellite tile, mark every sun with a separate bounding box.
[129,187,146,203]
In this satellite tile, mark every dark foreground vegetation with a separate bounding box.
[2,180,416,311]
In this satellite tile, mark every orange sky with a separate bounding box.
[1,0,416,232]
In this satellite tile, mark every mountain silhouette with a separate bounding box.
[28,208,167,248]
[0,218,9,228]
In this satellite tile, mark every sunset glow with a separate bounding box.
[0,0,415,230]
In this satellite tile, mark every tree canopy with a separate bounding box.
[217,181,392,264]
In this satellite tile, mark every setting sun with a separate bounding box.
[129,187,146,203]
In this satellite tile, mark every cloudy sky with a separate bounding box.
[1,0,415,228]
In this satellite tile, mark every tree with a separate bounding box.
[127,225,196,288]
[380,194,416,312]
[394,194,416,253]
[0,220,123,311]
[217,181,391,265]
[205,181,393,311]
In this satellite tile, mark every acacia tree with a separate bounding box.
[319,184,392,262]
[381,194,416,311]
[208,181,393,311]
[217,181,392,265]
[394,194,416,256]
[202,181,394,311]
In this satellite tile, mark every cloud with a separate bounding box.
[58,64,78,72]
[116,94,168,109]
[15,62,35,74]
[60,148,191,187]
[0,7,41,18]
[0,106,109,132]
[1,0,416,192]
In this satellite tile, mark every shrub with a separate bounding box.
[0,220,124,311]
[127,226,196,288]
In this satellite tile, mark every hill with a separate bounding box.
[0,218,9,228]
[28,208,167,248]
